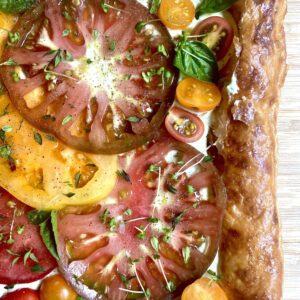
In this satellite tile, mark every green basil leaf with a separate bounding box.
[26,210,50,225]
[196,0,238,18]
[51,211,59,255]
[40,218,59,260]
[150,0,161,14]
[0,0,36,13]
[174,40,218,82]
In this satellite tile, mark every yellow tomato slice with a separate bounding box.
[158,0,195,30]
[176,77,222,112]
[0,95,117,210]
[182,277,228,300]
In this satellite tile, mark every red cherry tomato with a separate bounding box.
[1,289,39,300]
[40,274,77,300]
[165,107,204,143]
[192,16,234,61]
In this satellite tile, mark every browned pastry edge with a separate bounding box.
[211,0,287,299]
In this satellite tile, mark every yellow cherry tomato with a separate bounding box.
[182,277,228,300]
[158,0,195,30]
[40,274,77,300]
[176,77,222,112]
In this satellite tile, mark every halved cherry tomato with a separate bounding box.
[176,77,221,112]
[0,289,39,300]
[182,277,228,300]
[165,107,204,143]
[192,16,234,61]
[40,274,77,300]
[158,0,195,30]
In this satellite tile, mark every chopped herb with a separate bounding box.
[26,210,50,225]
[99,209,110,223]
[64,192,75,198]
[135,226,146,240]
[126,53,133,61]
[153,254,160,260]
[167,280,176,292]
[24,249,39,266]
[124,208,132,216]
[62,10,74,21]
[34,132,42,145]
[135,21,146,33]
[0,144,12,159]
[203,155,213,162]
[162,227,172,243]
[62,29,71,37]
[109,40,116,51]
[119,272,129,285]
[126,116,141,123]
[4,284,15,290]
[42,114,56,122]
[150,0,161,14]
[46,134,57,142]
[117,170,131,183]
[147,217,158,223]
[150,236,159,252]
[187,184,195,194]
[30,264,44,273]
[86,58,93,64]
[16,225,25,235]
[8,32,20,44]
[0,58,18,66]
[172,211,185,228]
[92,29,99,40]
[158,44,168,57]
[109,217,117,232]
[11,257,20,266]
[177,161,185,165]
[182,246,191,264]
[147,164,160,173]
[2,125,12,132]
[62,115,73,125]
[6,249,20,256]
[207,269,221,281]
[166,183,177,194]
[76,297,84,300]
[45,72,54,81]
[63,181,73,187]
[74,172,81,188]
[100,0,109,13]
[11,71,20,82]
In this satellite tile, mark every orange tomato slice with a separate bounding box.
[181,277,228,300]
[176,77,222,112]
[158,0,195,30]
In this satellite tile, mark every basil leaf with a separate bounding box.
[174,39,218,82]
[40,218,59,260]
[196,0,238,18]
[26,210,50,225]
[0,0,36,13]
[51,211,59,254]
[150,0,161,14]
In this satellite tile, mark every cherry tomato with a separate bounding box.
[176,77,221,112]
[40,274,77,300]
[192,16,234,61]
[181,277,228,300]
[158,0,195,29]
[1,289,39,300]
[165,107,204,143]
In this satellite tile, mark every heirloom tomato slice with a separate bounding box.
[0,188,56,285]
[56,133,226,299]
[0,0,176,154]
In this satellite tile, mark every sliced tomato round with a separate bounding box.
[0,0,176,154]
[192,16,234,61]
[0,188,57,284]
[0,288,39,300]
[56,133,226,299]
[165,107,205,143]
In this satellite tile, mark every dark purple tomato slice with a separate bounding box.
[56,133,226,299]
[0,188,57,284]
[165,107,205,143]
[192,16,234,61]
[0,0,176,154]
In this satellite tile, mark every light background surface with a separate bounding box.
[279,1,300,299]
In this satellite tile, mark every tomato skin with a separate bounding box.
[40,274,77,300]
[192,16,234,61]
[181,277,228,300]
[176,77,222,112]
[158,0,195,29]
[1,289,39,300]
[165,106,204,143]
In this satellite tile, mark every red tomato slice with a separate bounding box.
[192,16,234,61]
[0,289,39,300]
[0,0,176,154]
[56,133,226,299]
[165,107,205,143]
[0,188,57,284]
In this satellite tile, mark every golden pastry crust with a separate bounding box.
[211,0,287,299]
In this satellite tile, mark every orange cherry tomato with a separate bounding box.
[40,274,77,300]
[181,277,228,300]
[158,0,195,30]
[176,77,222,112]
